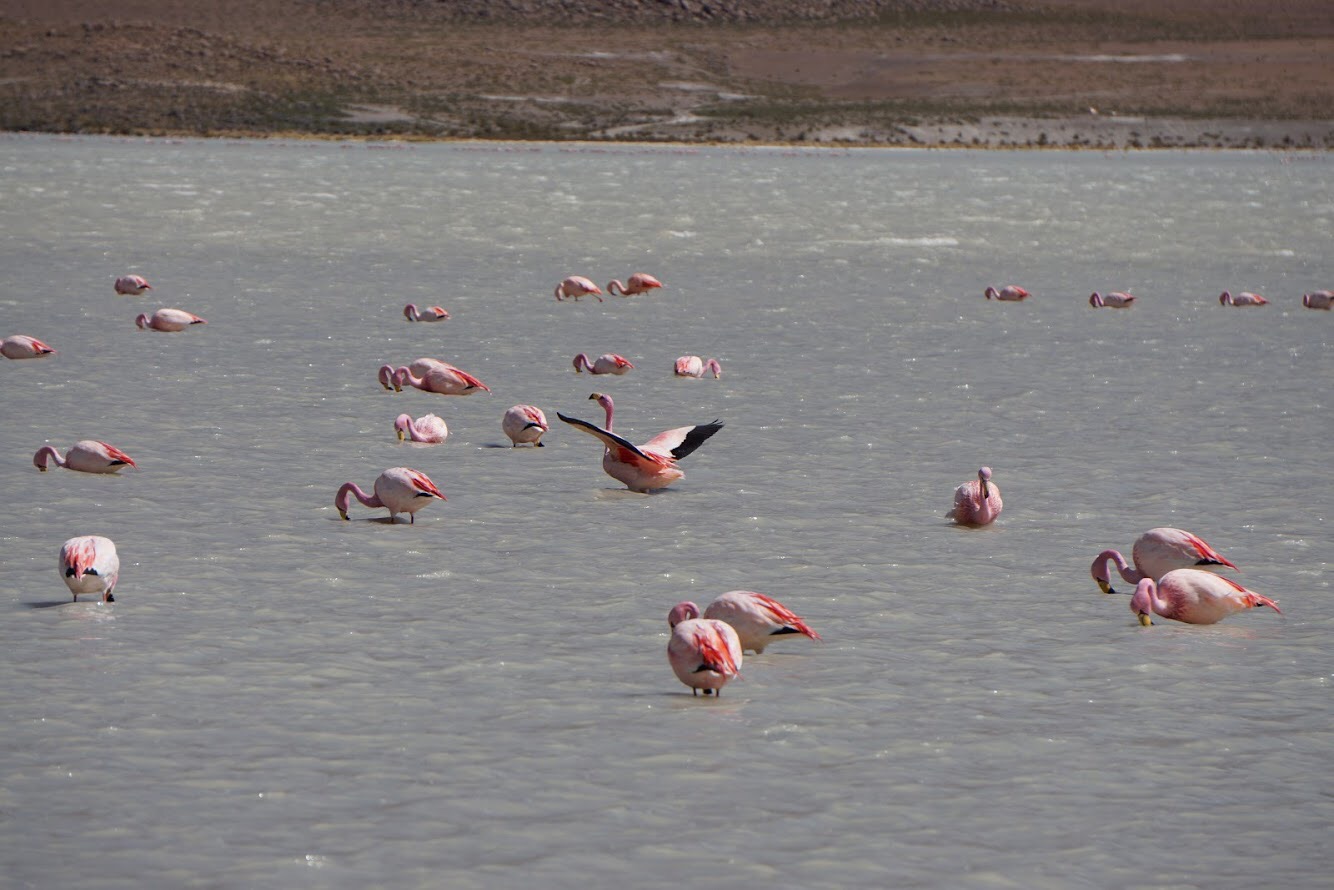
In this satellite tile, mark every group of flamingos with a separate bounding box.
[14,271,1290,697]
[983,283,1334,308]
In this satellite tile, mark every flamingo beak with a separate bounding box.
[338,509,350,521]
[103,592,114,603]
[1097,579,1115,595]
[1137,611,1153,627]
[396,429,406,441]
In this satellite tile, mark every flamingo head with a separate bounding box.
[1130,579,1157,626]
[669,601,701,628]
[977,466,994,499]
[394,414,413,440]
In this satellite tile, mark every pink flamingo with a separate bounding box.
[1302,290,1333,310]
[557,392,723,492]
[136,308,207,331]
[1219,290,1268,306]
[572,352,634,375]
[702,591,820,654]
[1,335,56,359]
[1090,527,1237,595]
[673,355,722,378]
[394,413,449,444]
[404,303,450,322]
[607,273,663,297]
[382,361,490,396]
[947,466,1003,526]
[502,405,549,447]
[667,601,743,696]
[34,440,137,474]
[984,285,1030,301]
[114,274,152,295]
[555,276,603,302]
[59,535,119,603]
[1129,569,1280,626]
[1089,291,1136,308]
[335,466,446,523]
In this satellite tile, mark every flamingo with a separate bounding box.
[1089,291,1136,308]
[607,273,663,297]
[404,303,450,322]
[984,285,1030,301]
[114,274,152,295]
[947,466,1003,527]
[34,440,137,474]
[557,392,723,492]
[502,405,549,447]
[1219,290,1268,306]
[555,276,603,302]
[1,335,56,359]
[674,356,722,378]
[335,466,445,523]
[59,535,119,603]
[1090,527,1237,595]
[702,591,820,654]
[135,308,207,331]
[667,601,742,696]
[383,362,490,396]
[1302,290,1333,310]
[1129,569,1280,626]
[572,353,635,375]
[394,413,449,444]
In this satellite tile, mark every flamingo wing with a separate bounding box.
[691,626,740,678]
[406,471,446,500]
[557,412,658,465]
[1184,532,1238,570]
[95,441,137,468]
[748,592,822,640]
[642,420,724,460]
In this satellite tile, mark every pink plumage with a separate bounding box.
[947,466,1003,526]
[702,591,820,654]
[1129,569,1279,626]
[667,601,742,696]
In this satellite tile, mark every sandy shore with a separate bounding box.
[1,0,1331,148]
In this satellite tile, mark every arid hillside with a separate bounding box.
[2,0,1332,147]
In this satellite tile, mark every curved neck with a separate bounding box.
[572,353,590,372]
[336,482,381,516]
[33,445,65,470]
[705,359,722,377]
[395,367,423,389]
[404,304,418,320]
[608,280,624,295]
[1091,549,1143,589]
[135,314,150,329]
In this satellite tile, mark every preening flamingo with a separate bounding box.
[135,308,207,331]
[382,361,490,395]
[1219,290,1269,306]
[34,440,137,474]
[702,591,820,654]
[572,353,634,375]
[394,413,449,444]
[1129,569,1279,626]
[502,405,549,446]
[1302,290,1333,310]
[1090,526,1237,594]
[404,304,450,322]
[335,466,446,523]
[667,601,743,696]
[947,466,1003,526]
[1089,291,1135,308]
[114,274,152,295]
[1,335,56,359]
[984,285,1030,301]
[607,273,663,297]
[557,392,723,492]
[674,356,722,378]
[555,276,603,302]
[59,535,119,603]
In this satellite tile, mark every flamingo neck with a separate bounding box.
[608,280,625,295]
[336,482,382,517]
[33,445,65,470]
[573,353,591,372]
[706,359,722,377]
[395,367,424,389]
[404,304,418,321]
[135,314,150,329]
[599,396,614,430]
[1091,549,1143,592]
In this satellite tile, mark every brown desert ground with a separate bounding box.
[2,0,1332,148]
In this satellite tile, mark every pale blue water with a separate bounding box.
[1,135,1331,888]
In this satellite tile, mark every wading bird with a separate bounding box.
[1129,570,1279,626]
[335,467,445,523]
[667,601,742,696]
[502,405,549,447]
[59,535,119,603]
[1090,527,1237,594]
[33,440,137,474]
[607,273,663,297]
[1,335,55,359]
[947,466,1003,526]
[572,353,634,375]
[554,276,603,302]
[135,308,207,331]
